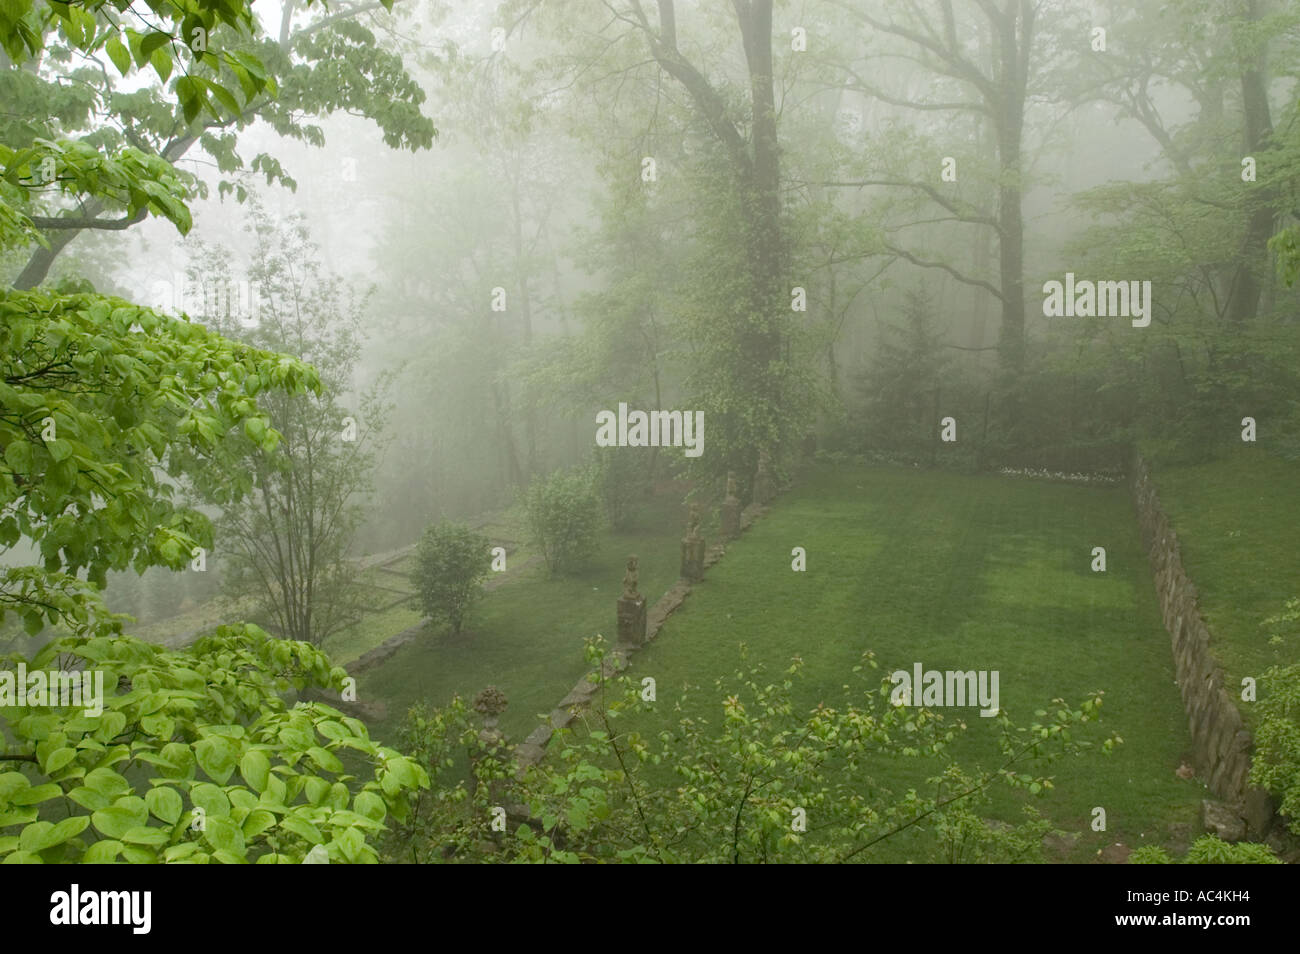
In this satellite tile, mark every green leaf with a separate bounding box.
[306,746,343,774]
[145,785,183,825]
[140,713,175,739]
[122,825,170,846]
[84,767,130,797]
[241,809,275,839]
[335,826,365,863]
[207,80,243,118]
[0,808,38,828]
[137,30,171,67]
[203,816,244,855]
[20,816,87,853]
[176,75,207,124]
[352,791,386,823]
[9,783,61,806]
[66,786,109,812]
[195,735,238,784]
[4,440,32,472]
[81,840,124,863]
[162,842,201,862]
[41,747,77,775]
[44,438,71,462]
[239,749,270,793]
[279,813,323,845]
[150,45,173,84]
[91,799,148,839]
[105,34,131,75]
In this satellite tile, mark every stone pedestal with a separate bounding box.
[617,554,646,647]
[680,502,706,581]
[617,595,647,647]
[720,498,740,539]
[680,536,705,582]
[753,450,775,506]
[720,471,742,539]
[471,686,509,800]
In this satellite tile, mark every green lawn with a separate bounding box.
[329,604,423,667]
[1153,455,1300,694]
[357,491,693,742]
[587,463,1201,861]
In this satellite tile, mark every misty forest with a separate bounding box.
[2,0,1299,867]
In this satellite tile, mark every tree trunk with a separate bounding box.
[993,2,1029,372]
[1226,0,1275,324]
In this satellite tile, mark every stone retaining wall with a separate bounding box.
[1131,454,1274,837]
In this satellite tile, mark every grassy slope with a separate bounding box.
[1154,455,1300,692]
[358,491,690,742]
[614,464,1200,860]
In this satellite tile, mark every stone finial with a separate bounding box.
[720,471,742,540]
[474,685,508,724]
[753,448,776,505]
[681,504,706,582]
[617,555,647,647]
[622,555,639,599]
[686,502,702,540]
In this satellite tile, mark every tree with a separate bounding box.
[5,0,436,290]
[587,447,652,532]
[823,0,1074,372]
[855,288,951,456]
[523,466,601,575]
[196,207,388,649]
[1060,1,1300,460]
[0,0,426,864]
[0,624,428,863]
[1076,0,1300,325]
[0,289,312,638]
[517,0,804,484]
[414,523,491,639]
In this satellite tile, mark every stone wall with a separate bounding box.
[1131,454,1274,837]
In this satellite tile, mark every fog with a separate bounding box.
[2,0,1299,870]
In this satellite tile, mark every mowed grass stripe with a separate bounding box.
[623,464,1199,859]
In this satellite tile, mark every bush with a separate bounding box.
[1130,836,1281,864]
[853,288,950,458]
[524,467,602,575]
[414,522,491,637]
[588,447,651,531]
[1251,659,1300,834]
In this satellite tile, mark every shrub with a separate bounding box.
[588,447,651,531]
[1131,837,1281,864]
[524,467,602,574]
[854,288,950,458]
[1251,657,1300,833]
[414,522,491,637]
[0,625,427,863]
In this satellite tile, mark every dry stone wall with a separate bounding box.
[1131,455,1274,837]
